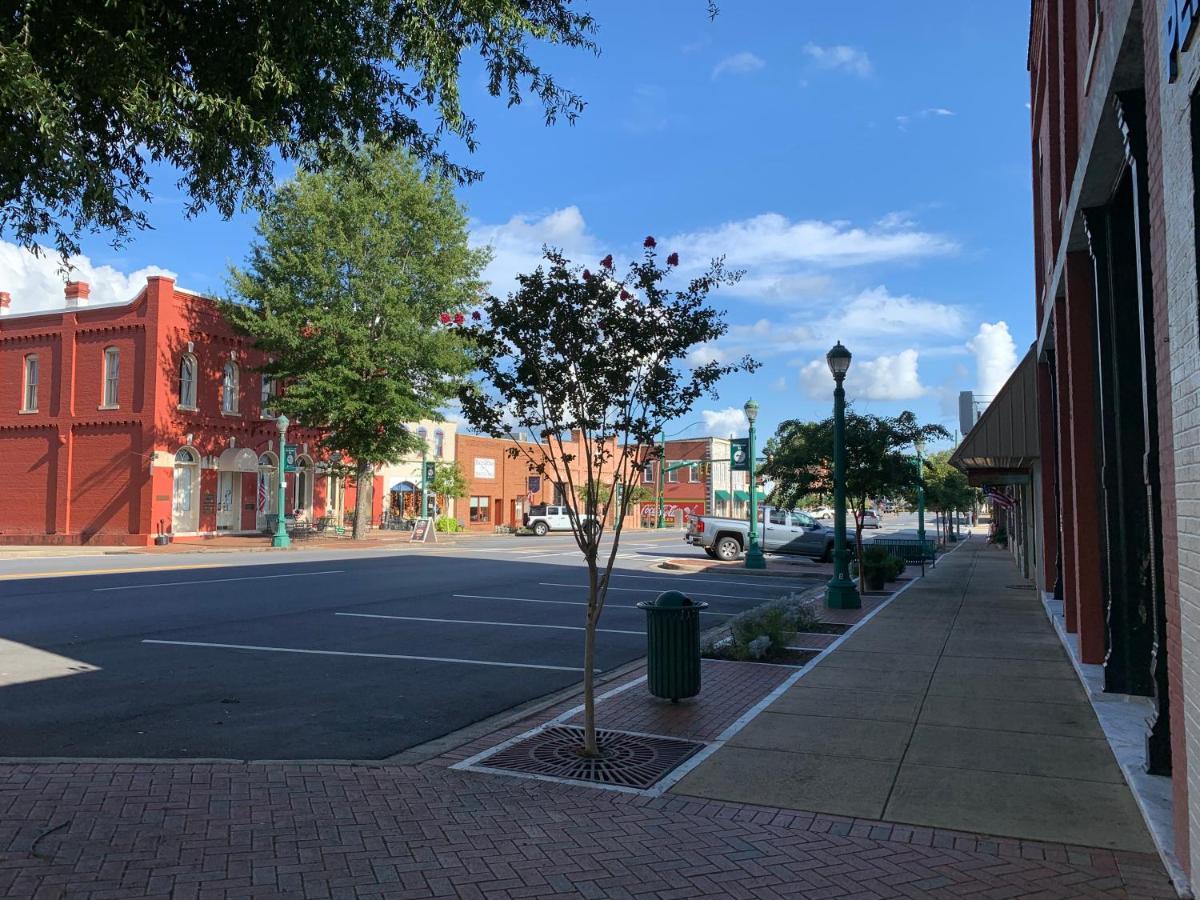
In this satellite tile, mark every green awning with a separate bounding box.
[714,489,730,501]
[734,490,766,502]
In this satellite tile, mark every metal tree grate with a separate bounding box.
[476,725,705,789]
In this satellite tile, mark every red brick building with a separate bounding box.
[950,2,1199,892]
[455,432,642,532]
[0,276,380,545]
[639,437,752,527]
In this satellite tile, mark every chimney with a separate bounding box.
[0,291,10,316]
[65,281,90,307]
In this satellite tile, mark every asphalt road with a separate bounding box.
[0,531,826,761]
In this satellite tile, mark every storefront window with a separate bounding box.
[469,495,490,523]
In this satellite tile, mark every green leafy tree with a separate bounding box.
[225,146,488,538]
[923,450,977,542]
[430,461,469,507]
[1,1,598,258]
[459,240,756,756]
[763,410,948,591]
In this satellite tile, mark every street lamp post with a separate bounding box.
[825,342,860,609]
[656,427,666,528]
[272,415,291,549]
[915,437,926,546]
[743,399,766,570]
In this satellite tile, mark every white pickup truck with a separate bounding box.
[685,506,835,562]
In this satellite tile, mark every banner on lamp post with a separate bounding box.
[730,438,750,472]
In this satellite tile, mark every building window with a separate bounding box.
[293,455,313,515]
[667,463,678,484]
[179,353,197,408]
[469,495,490,523]
[433,429,445,459]
[222,361,240,414]
[643,463,654,483]
[261,375,276,418]
[102,346,120,407]
[21,354,38,412]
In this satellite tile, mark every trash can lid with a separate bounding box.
[649,590,693,608]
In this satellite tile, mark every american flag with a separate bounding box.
[258,475,269,513]
[983,486,1015,510]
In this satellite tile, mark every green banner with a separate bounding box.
[283,444,298,472]
[730,438,750,472]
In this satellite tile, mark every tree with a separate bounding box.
[430,461,469,508]
[763,409,949,592]
[225,145,488,538]
[1,1,597,258]
[458,240,755,756]
[923,451,977,542]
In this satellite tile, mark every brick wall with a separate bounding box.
[1153,0,1200,886]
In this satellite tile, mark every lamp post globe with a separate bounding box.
[272,414,291,548]
[824,342,860,609]
[743,398,766,570]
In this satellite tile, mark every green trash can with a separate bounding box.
[637,590,708,702]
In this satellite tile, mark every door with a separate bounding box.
[548,506,571,530]
[791,511,826,556]
[216,471,241,531]
[762,507,793,552]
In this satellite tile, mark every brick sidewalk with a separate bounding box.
[0,760,1174,898]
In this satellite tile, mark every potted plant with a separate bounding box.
[856,546,902,591]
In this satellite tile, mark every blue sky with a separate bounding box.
[0,1,1033,448]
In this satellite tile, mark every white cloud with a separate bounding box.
[830,286,966,344]
[667,213,956,275]
[798,349,926,402]
[966,321,1018,397]
[923,107,955,117]
[471,206,601,296]
[803,44,872,77]
[0,241,176,313]
[712,52,766,79]
[701,406,749,436]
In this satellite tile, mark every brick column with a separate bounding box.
[1036,358,1059,592]
[1052,297,1078,634]
[1062,251,1107,663]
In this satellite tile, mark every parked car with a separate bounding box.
[810,506,835,520]
[859,509,881,529]
[686,506,834,562]
[523,504,598,536]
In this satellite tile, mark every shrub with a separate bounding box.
[713,593,821,661]
[434,516,460,533]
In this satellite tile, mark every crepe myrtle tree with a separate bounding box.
[455,239,756,757]
[763,409,949,593]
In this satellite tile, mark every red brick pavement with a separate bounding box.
[0,760,1176,898]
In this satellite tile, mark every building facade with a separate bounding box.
[0,276,380,545]
[640,437,752,527]
[974,1,1200,890]
[377,419,459,521]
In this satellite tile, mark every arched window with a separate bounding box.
[434,429,445,459]
[417,426,428,448]
[222,360,240,414]
[256,451,278,529]
[102,346,120,407]
[293,455,314,515]
[172,447,200,532]
[179,354,197,408]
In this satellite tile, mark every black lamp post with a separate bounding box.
[825,342,860,609]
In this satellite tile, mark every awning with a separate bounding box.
[390,481,417,493]
[950,344,1039,484]
[714,489,730,501]
[733,490,767,502]
[216,447,259,473]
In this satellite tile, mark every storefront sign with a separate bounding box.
[410,518,435,543]
[1164,0,1198,83]
[474,457,496,479]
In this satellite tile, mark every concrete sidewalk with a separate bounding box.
[673,539,1158,855]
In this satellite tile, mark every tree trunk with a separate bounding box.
[855,522,865,594]
[352,458,373,540]
[582,560,600,756]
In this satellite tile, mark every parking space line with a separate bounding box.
[608,572,818,589]
[335,612,644,635]
[539,582,759,602]
[94,570,343,592]
[451,594,734,616]
[142,639,590,672]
